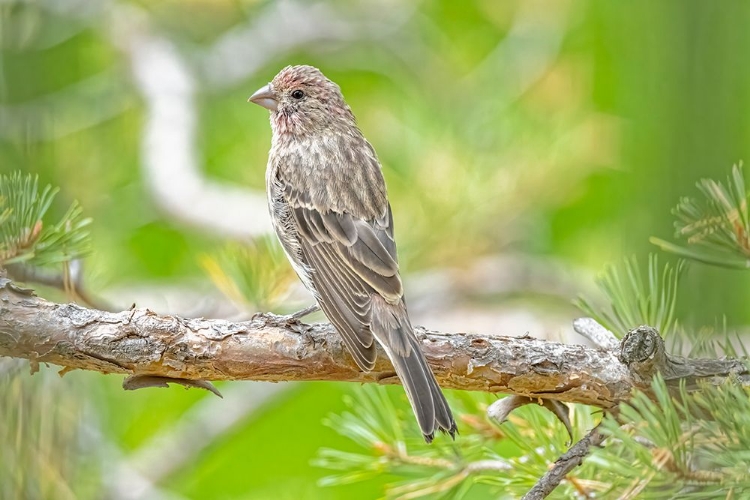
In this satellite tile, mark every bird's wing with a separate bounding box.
[283,181,402,370]
[275,158,456,440]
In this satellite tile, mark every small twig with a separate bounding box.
[122,374,223,398]
[5,261,113,311]
[488,395,573,443]
[573,317,619,350]
[522,425,605,500]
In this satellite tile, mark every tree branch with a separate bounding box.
[522,425,606,500]
[0,279,747,410]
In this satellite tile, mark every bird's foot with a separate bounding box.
[252,304,320,326]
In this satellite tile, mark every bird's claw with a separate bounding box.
[252,304,320,327]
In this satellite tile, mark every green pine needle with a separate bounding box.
[593,376,750,499]
[0,173,92,268]
[654,162,750,269]
[314,386,600,499]
[576,254,685,338]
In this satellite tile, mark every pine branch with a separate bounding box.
[0,278,747,409]
[522,425,605,500]
[618,325,749,389]
[3,276,749,499]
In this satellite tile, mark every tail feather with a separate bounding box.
[426,356,456,434]
[370,297,457,442]
[388,333,457,442]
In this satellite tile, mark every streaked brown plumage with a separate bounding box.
[249,65,456,442]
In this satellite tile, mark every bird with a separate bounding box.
[248,65,457,442]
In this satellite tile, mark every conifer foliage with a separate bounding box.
[0,173,91,268]
[316,165,750,499]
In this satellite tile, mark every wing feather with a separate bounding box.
[321,211,358,246]
[286,182,402,370]
[349,220,398,276]
[301,242,376,369]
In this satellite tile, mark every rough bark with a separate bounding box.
[522,425,606,500]
[0,279,747,409]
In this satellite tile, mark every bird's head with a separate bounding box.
[249,65,355,136]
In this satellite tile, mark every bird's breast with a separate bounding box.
[266,159,317,296]
[269,132,388,221]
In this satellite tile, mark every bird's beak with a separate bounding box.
[248,84,278,112]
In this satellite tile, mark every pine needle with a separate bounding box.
[0,173,91,269]
[576,254,685,338]
[653,162,750,269]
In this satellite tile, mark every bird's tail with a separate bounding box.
[371,298,457,442]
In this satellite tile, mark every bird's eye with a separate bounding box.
[291,89,305,100]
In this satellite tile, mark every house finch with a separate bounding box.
[249,65,457,442]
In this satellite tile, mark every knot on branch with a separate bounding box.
[618,325,666,384]
[617,324,750,390]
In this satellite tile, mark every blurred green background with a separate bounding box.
[2,0,750,498]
